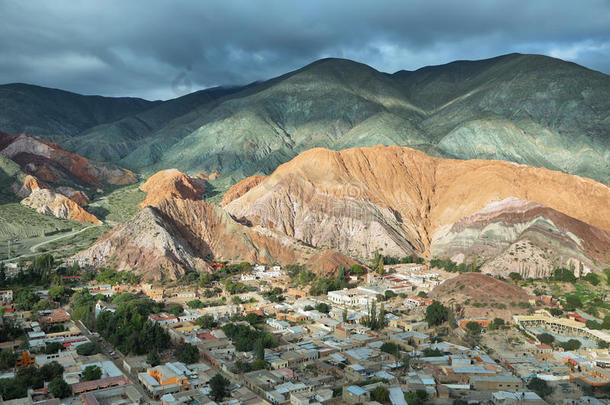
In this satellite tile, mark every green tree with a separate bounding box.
[425,301,448,326]
[537,333,554,345]
[15,290,40,310]
[195,315,218,329]
[254,338,265,361]
[39,361,64,381]
[376,255,385,275]
[583,273,600,286]
[564,295,582,309]
[371,386,390,403]
[404,389,428,405]
[76,342,101,356]
[560,339,581,351]
[315,302,330,313]
[175,343,199,364]
[49,377,71,398]
[147,351,161,366]
[553,268,576,283]
[0,377,27,400]
[0,350,18,370]
[586,320,602,330]
[209,373,230,401]
[380,342,400,357]
[509,272,522,281]
[82,365,102,381]
[527,377,552,397]
[167,304,184,316]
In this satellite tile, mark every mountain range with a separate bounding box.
[1,53,608,280]
[1,53,608,185]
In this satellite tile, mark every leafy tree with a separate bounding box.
[175,343,199,364]
[492,318,505,329]
[315,302,330,313]
[586,320,602,330]
[549,308,563,316]
[537,333,554,345]
[380,342,400,357]
[209,373,230,401]
[15,289,40,310]
[49,377,71,398]
[426,301,448,326]
[0,350,18,370]
[422,348,443,357]
[187,299,205,309]
[417,291,427,298]
[167,304,184,316]
[245,312,263,325]
[147,351,161,366]
[559,339,581,351]
[376,255,385,275]
[527,377,552,397]
[195,315,218,329]
[564,295,582,309]
[598,340,609,349]
[48,286,72,302]
[76,342,101,356]
[509,272,522,281]
[42,342,63,354]
[16,366,43,389]
[453,400,468,405]
[604,268,610,285]
[0,377,27,400]
[254,338,265,361]
[303,305,314,311]
[371,386,390,403]
[82,365,102,381]
[385,290,396,300]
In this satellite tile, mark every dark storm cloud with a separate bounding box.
[1,0,608,100]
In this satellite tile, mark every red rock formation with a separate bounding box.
[0,132,137,186]
[139,169,205,207]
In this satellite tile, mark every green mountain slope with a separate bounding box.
[1,54,608,184]
[0,83,156,142]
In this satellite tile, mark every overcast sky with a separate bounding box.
[1,0,609,100]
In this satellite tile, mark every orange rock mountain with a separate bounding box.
[224,145,609,271]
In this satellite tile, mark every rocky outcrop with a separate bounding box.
[225,145,610,266]
[12,175,48,198]
[21,189,100,224]
[431,197,610,277]
[76,197,355,279]
[55,186,90,206]
[139,169,205,207]
[221,175,266,206]
[0,133,137,186]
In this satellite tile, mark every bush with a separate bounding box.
[465,321,482,334]
[509,272,522,281]
[553,268,576,283]
[422,348,443,357]
[583,273,600,286]
[76,342,101,356]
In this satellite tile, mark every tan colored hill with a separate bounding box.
[225,145,610,265]
[429,273,533,319]
[21,188,100,224]
[139,169,205,208]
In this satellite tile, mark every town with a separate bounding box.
[0,255,609,405]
